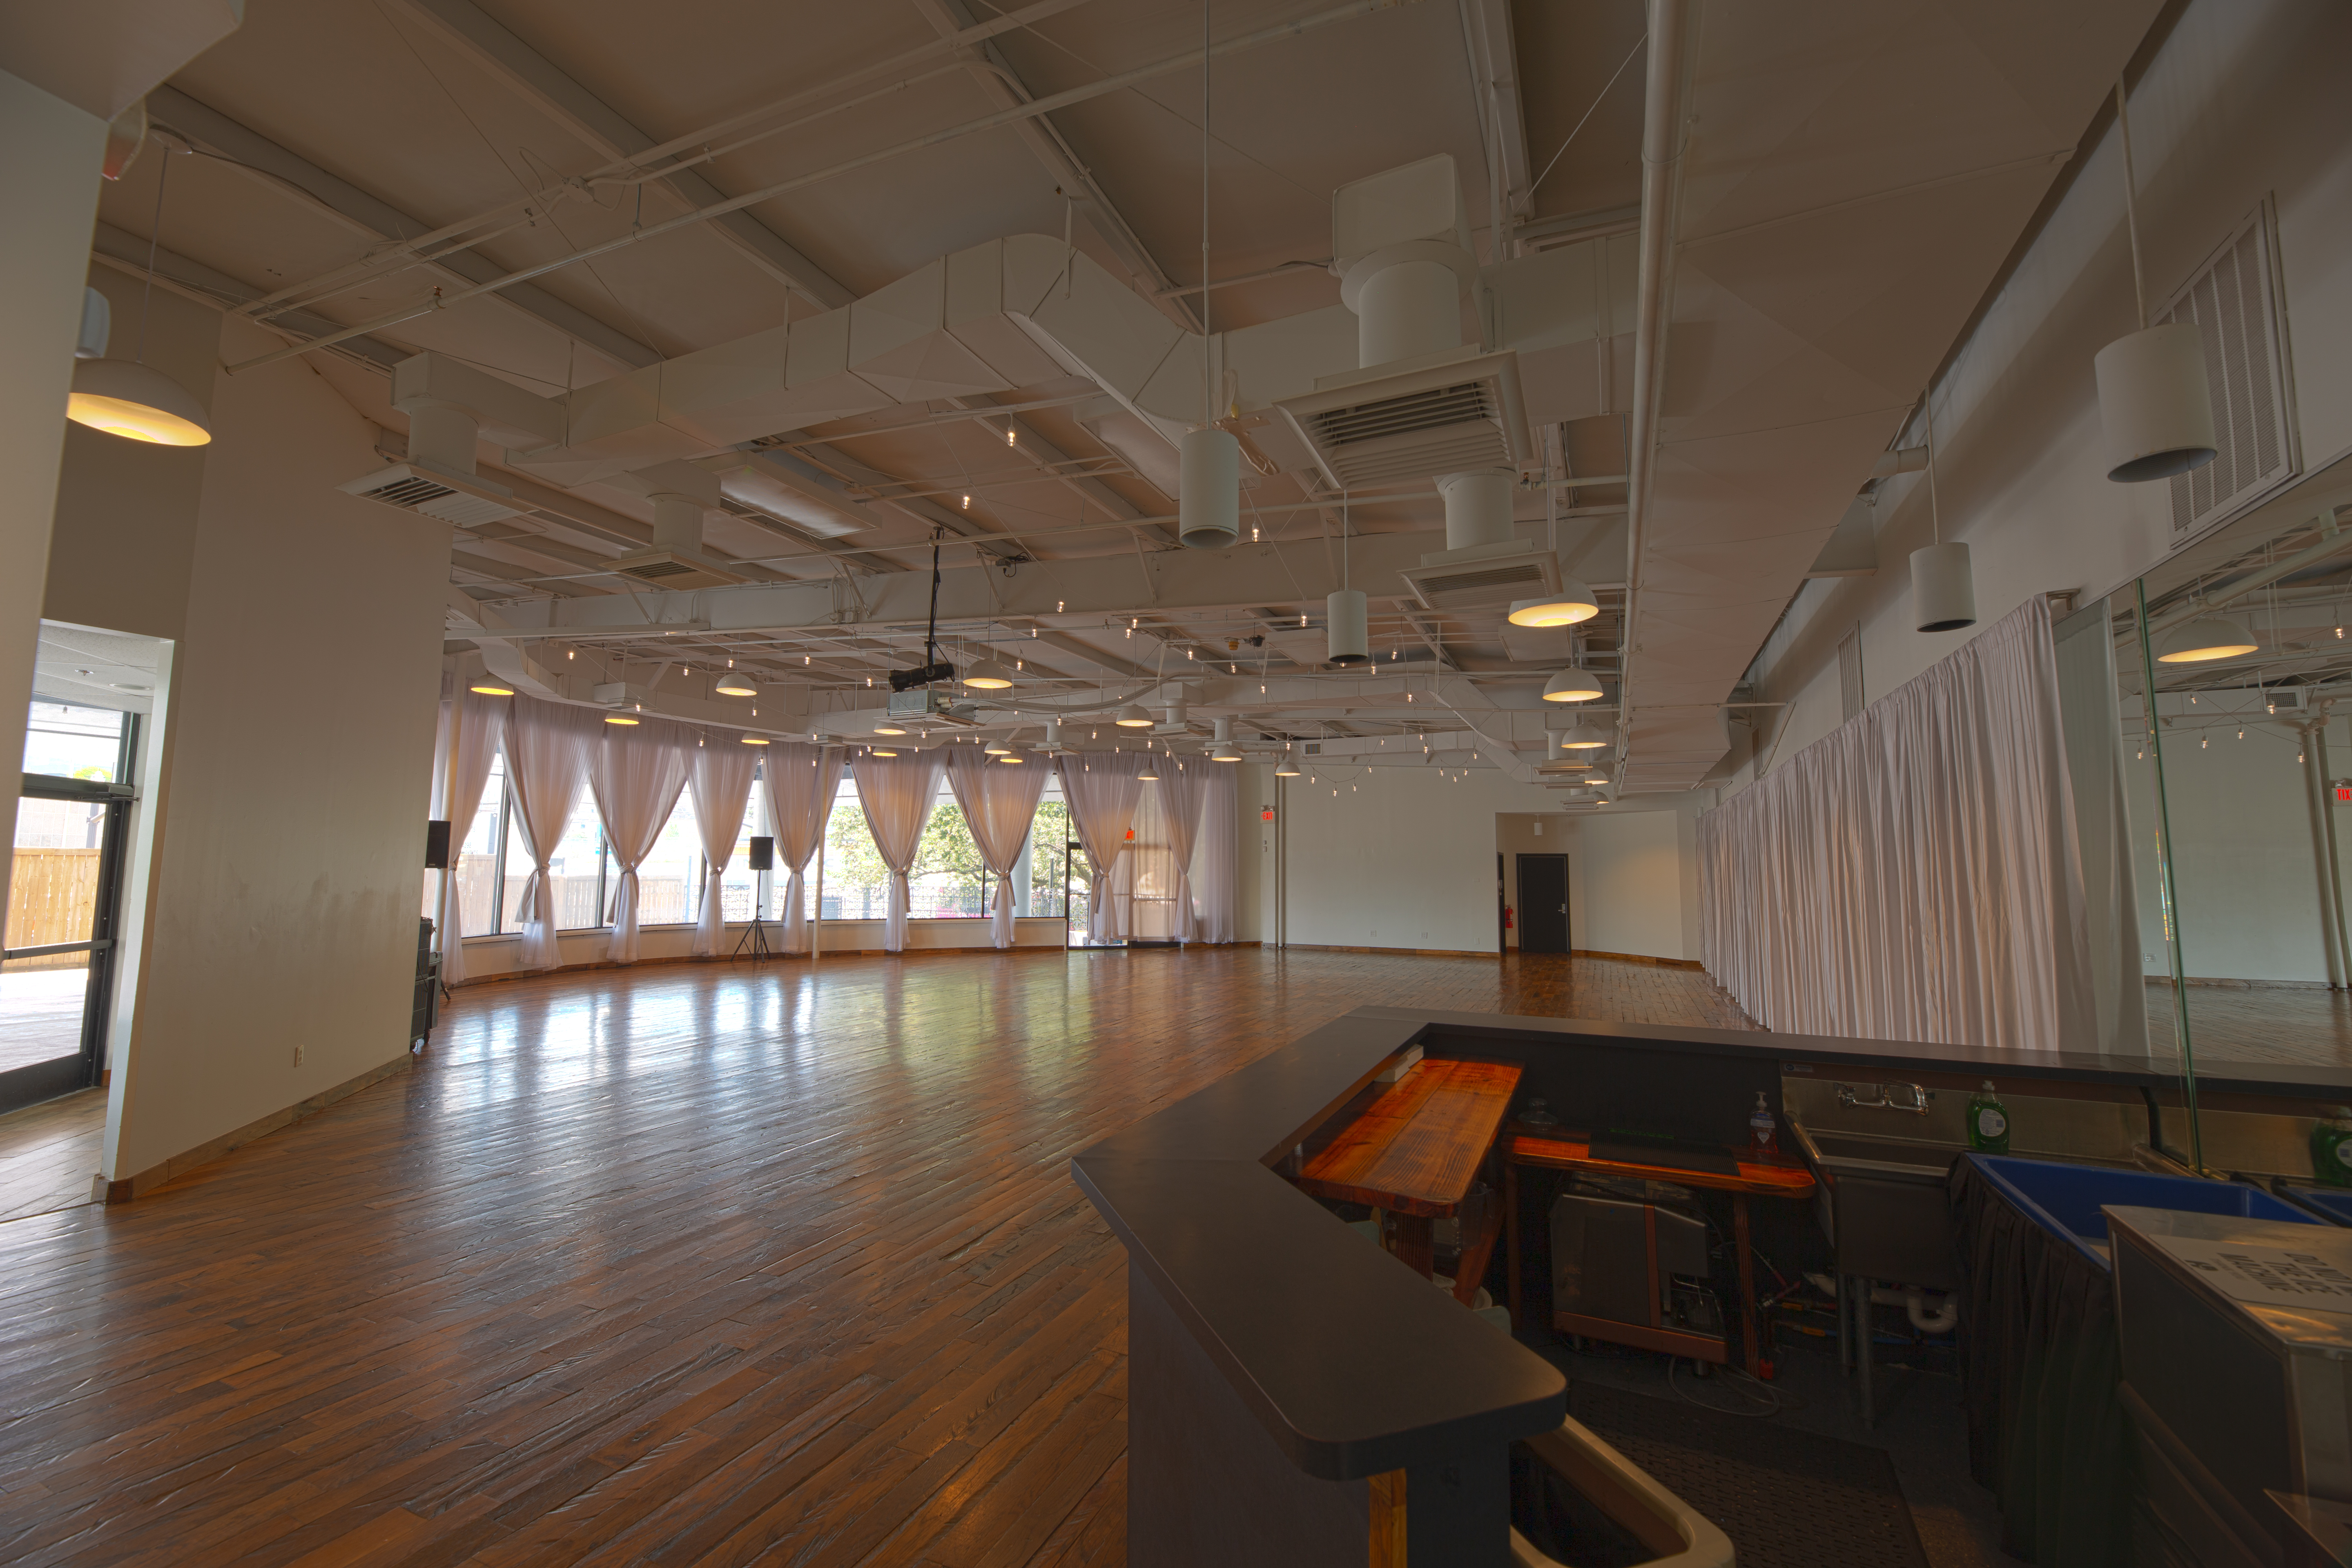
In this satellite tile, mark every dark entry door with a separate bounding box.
[1517,854,1568,953]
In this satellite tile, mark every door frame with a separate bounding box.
[1514,851,1571,955]
[2,758,137,1112]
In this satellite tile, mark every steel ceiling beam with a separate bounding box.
[90,223,414,372]
[382,0,857,310]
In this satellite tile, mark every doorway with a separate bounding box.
[1517,853,1569,954]
[4,702,137,1114]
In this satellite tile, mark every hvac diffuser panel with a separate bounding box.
[2165,201,2300,550]
[340,463,526,529]
[1397,549,1562,611]
[1274,350,1530,493]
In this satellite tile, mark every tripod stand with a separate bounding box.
[731,912,774,964]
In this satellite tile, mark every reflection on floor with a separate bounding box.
[0,1088,101,1224]
[0,949,1757,1566]
[2152,978,2352,1069]
[0,967,86,1074]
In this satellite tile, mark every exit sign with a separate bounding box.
[2338,785,2351,805]
[1261,807,1275,821]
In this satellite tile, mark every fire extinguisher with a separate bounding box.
[1504,906,1515,930]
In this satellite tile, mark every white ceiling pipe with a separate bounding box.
[1438,467,1516,551]
[1618,0,1695,783]
[1355,258,1463,367]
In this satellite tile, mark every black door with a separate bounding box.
[1517,854,1568,953]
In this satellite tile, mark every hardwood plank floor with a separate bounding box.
[0,950,1751,1566]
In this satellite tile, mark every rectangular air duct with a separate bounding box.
[599,549,746,591]
[1396,542,1563,611]
[1273,348,1530,492]
[339,463,526,529]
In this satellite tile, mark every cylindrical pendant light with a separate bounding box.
[1542,667,1603,703]
[2096,324,2217,482]
[1211,718,1241,762]
[1179,426,1241,549]
[1042,719,1062,751]
[1326,589,1369,665]
[1911,542,1976,632]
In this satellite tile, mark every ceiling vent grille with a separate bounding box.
[339,463,525,529]
[602,549,746,592]
[1274,349,1530,492]
[1396,545,1563,612]
[2165,200,2299,549]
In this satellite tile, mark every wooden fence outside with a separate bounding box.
[6,850,100,971]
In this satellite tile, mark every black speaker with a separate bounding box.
[748,836,774,872]
[424,819,452,870]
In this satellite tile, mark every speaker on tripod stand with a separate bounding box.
[733,837,776,962]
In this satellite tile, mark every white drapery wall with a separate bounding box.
[1059,751,1150,943]
[763,742,843,953]
[1698,596,2096,1051]
[502,697,606,971]
[852,749,947,951]
[686,739,758,957]
[589,716,690,963]
[946,747,1049,948]
[1152,757,1207,942]
[429,686,507,983]
[1191,761,1239,943]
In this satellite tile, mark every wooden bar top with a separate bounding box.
[1298,1058,1523,1216]
[1507,1131,1817,1198]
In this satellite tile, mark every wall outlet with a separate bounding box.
[294,1046,304,1068]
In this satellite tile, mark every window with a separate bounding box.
[22,701,127,782]
[504,793,606,931]
[719,783,763,924]
[624,794,701,928]
[454,753,509,936]
[1124,780,1180,940]
[791,771,1068,922]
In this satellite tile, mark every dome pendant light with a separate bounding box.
[1908,390,1977,633]
[1275,750,1301,777]
[468,673,515,696]
[714,670,758,697]
[963,658,1015,690]
[2094,79,2216,484]
[1542,667,1603,703]
[1114,703,1155,728]
[1558,723,1610,749]
[2156,613,2258,664]
[1506,583,1601,628]
[67,147,211,446]
[1137,755,1161,781]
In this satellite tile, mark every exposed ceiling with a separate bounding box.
[102,0,2167,793]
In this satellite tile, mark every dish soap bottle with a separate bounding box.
[2311,1107,2352,1187]
[1966,1082,2011,1154]
[1749,1093,1778,1157]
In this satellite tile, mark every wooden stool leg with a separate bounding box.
[1391,1213,1435,1279]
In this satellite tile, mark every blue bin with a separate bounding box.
[1968,1154,2318,1270]
[2278,1184,2352,1226]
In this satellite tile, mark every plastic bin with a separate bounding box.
[1969,1154,2317,1269]
[2275,1182,2352,1226]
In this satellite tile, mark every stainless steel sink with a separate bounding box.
[1790,1120,1965,1290]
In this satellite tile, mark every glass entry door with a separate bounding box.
[3,704,136,1113]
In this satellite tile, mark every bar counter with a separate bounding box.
[1071,1006,2352,1566]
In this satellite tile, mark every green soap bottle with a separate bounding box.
[2311,1107,2352,1188]
[1966,1081,2011,1154]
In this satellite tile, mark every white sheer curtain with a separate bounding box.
[1059,750,1150,943]
[852,749,947,952]
[590,716,690,963]
[1153,756,1207,942]
[1698,596,2096,1052]
[504,697,606,971]
[1191,761,1239,943]
[764,741,844,953]
[946,745,1049,948]
[430,686,507,984]
[686,738,758,957]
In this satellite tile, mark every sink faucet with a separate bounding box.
[1835,1081,1933,1115]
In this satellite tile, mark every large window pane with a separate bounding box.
[428,752,509,936]
[626,793,701,927]
[23,701,124,781]
[505,794,606,930]
[719,785,761,924]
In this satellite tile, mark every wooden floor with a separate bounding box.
[0,949,1754,1568]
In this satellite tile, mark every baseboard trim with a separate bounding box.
[1571,949,1705,970]
[451,942,1269,984]
[95,1051,415,1205]
[1278,943,1496,957]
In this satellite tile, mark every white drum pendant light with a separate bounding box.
[1179,426,1240,549]
[1326,589,1369,665]
[1908,390,1976,633]
[2096,79,2216,484]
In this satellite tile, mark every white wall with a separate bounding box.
[1725,0,2352,796]
[1576,805,1703,961]
[0,73,106,914]
[54,314,452,1181]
